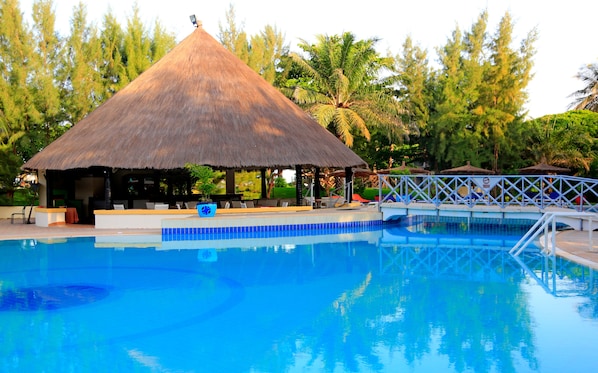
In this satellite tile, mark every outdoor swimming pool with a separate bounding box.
[1,217,598,372]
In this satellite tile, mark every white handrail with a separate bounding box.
[510,213,555,256]
[510,211,597,256]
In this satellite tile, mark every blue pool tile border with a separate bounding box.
[162,219,384,241]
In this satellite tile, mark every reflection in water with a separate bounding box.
[516,250,598,299]
[0,284,109,311]
[0,222,597,372]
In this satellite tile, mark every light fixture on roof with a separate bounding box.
[189,14,198,28]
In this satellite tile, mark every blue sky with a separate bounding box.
[20,0,598,118]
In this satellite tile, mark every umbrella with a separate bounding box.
[518,162,570,175]
[440,161,494,175]
[329,168,376,178]
[378,161,430,175]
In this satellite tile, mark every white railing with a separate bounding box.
[510,211,597,256]
[509,212,556,256]
[378,174,598,211]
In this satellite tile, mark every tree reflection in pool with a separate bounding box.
[0,218,597,372]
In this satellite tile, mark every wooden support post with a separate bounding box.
[261,168,267,198]
[104,168,112,210]
[344,167,353,202]
[295,165,302,206]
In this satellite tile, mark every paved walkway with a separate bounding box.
[1,218,598,269]
[0,219,159,240]
[552,230,598,269]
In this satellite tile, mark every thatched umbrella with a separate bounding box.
[378,161,430,175]
[440,161,494,175]
[326,168,375,202]
[518,162,570,175]
[22,25,366,171]
[329,168,376,178]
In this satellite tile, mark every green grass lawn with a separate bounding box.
[271,187,297,199]
[270,187,386,201]
[0,188,39,206]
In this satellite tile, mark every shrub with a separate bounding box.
[272,187,296,199]
[185,164,221,201]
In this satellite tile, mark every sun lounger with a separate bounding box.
[351,194,371,203]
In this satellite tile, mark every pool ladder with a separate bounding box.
[510,211,597,256]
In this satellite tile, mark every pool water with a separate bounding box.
[1,220,598,372]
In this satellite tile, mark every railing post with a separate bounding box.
[544,218,550,253]
[551,217,556,256]
[579,183,585,212]
[378,175,383,210]
[590,218,594,252]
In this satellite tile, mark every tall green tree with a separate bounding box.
[394,36,433,166]
[99,8,174,100]
[59,2,103,126]
[475,12,536,171]
[122,4,152,83]
[247,25,287,84]
[395,36,432,132]
[19,0,63,160]
[149,20,176,64]
[218,4,287,85]
[288,32,408,147]
[99,11,126,98]
[58,2,175,127]
[0,0,38,153]
[425,11,536,172]
[428,26,478,169]
[569,63,598,112]
[217,4,249,63]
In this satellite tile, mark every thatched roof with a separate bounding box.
[378,161,430,175]
[440,161,494,175]
[23,26,366,171]
[518,162,570,175]
[328,168,375,178]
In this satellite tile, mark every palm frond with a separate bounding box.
[333,108,355,147]
[310,104,336,128]
[569,63,598,112]
[345,108,370,140]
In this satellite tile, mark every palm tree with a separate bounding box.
[569,63,598,112]
[525,114,594,174]
[287,32,409,147]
